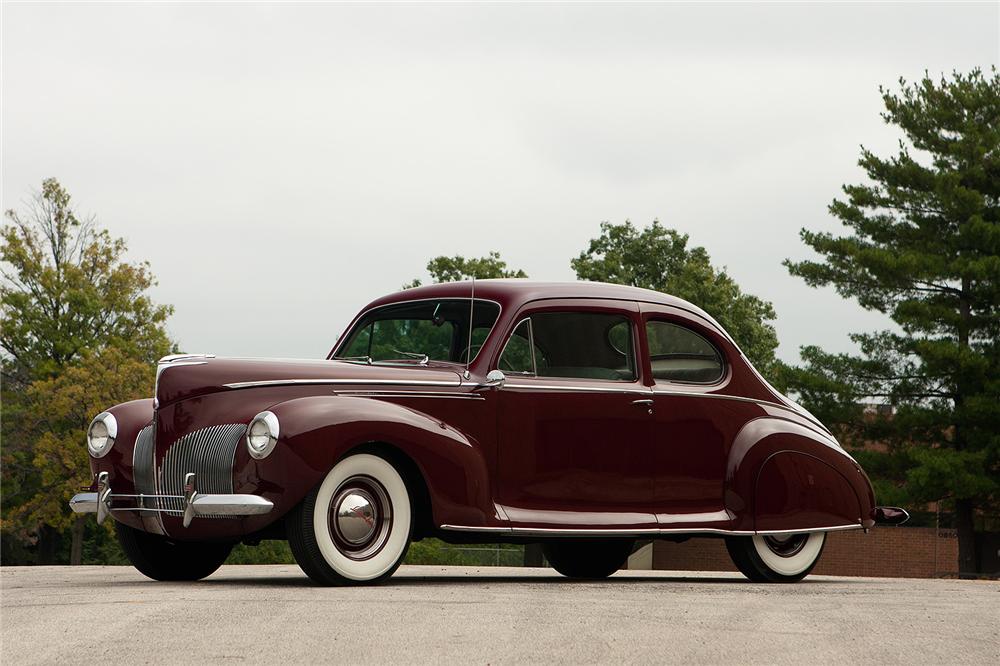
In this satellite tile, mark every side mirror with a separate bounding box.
[476,369,506,391]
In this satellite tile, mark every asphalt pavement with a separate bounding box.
[2,565,997,664]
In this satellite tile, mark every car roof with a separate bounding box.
[364,279,726,336]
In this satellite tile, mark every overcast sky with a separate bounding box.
[3,2,997,362]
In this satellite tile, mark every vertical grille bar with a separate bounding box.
[132,425,156,509]
[156,423,246,517]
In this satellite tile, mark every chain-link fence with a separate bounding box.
[404,539,525,566]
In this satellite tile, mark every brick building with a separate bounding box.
[626,527,959,578]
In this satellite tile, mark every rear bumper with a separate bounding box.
[872,506,909,526]
[69,471,273,528]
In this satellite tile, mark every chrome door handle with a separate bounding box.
[632,399,654,414]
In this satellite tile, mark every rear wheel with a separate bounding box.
[542,539,634,579]
[725,532,826,583]
[288,453,412,586]
[115,522,232,581]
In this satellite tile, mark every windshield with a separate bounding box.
[334,299,501,365]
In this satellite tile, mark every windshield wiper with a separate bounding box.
[335,355,373,364]
[387,349,429,365]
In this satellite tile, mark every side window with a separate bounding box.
[645,321,724,384]
[532,312,636,381]
[498,320,534,374]
[340,323,372,358]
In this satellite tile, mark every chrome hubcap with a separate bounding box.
[328,475,393,561]
[335,491,377,544]
[762,534,809,558]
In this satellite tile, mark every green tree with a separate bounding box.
[572,220,780,379]
[1,178,174,564]
[782,69,1000,574]
[405,251,527,288]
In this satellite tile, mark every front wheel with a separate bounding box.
[115,522,233,581]
[287,453,412,586]
[725,532,826,583]
[542,539,635,579]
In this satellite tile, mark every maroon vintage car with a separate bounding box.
[71,280,907,584]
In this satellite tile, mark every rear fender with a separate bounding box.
[234,396,494,531]
[726,417,876,532]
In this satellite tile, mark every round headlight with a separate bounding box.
[246,411,279,459]
[87,412,117,458]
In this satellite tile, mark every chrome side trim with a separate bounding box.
[511,527,663,536]
[223,378,462,390]
[650,389,787,409]
[755,523,862,536]
[440,524,513,533]
[335,391,484,400]
[504,382,652,394]
[440,524,861,537]
[657,528,755,536]
[658,509,733,524]
[225,379,821,402]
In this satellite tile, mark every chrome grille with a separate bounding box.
[132,424,156,509]
[158,423,246,516]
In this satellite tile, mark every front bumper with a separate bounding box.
[70,471,273,528]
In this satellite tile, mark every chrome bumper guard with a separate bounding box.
[69,471,273,528]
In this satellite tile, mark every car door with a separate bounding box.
[493,300,657,529]
[640,305,731,523]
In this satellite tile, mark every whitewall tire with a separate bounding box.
[288,453,412,586]
[752,533,826,577]
[725,532,827,583]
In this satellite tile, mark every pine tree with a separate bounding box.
[783,69,1000,574]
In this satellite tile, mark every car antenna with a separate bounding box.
[465,276,475,380]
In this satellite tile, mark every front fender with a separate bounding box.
[234,396,494,532]
[87,398,156,533]
[725,417,876,532]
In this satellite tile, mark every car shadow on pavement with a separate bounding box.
[180,571,851,588]
[383,574,846,586]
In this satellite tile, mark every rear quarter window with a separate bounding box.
[645,321,724,384]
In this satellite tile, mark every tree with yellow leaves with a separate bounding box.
[2,179,174,564]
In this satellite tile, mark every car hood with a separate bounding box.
[154,356,465,408]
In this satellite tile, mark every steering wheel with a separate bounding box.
[455,344,484,364]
